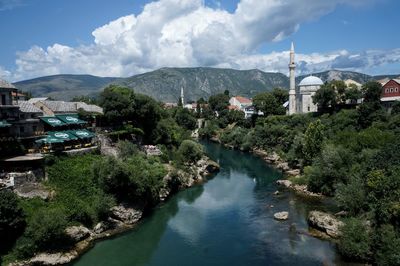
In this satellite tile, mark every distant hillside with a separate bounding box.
[13,74,118,100]
[113,67,289,102]
[12,68,400,102]
[297,70,373,84]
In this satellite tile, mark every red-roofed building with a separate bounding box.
[229,96,252,110]
[381,79,400,111]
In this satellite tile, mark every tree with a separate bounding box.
[98,85,135,125]
[175,108,197,130]
[253,92,285,116]
[358,82,385,129]
[208,93,230,112]
[302,119,325,165]
[271,88,289,105]
[177,140,204,163]
[312,84,337,112]
[344,87,362,104]
[362,81,382,103]
[0,190,25,253]
[338,218,372,261]
[391,101,400,115]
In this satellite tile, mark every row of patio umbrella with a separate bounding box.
[35,129,95,144]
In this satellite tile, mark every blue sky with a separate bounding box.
[0,0,399,81]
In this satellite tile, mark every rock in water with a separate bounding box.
[276,179,292,188]
[65,226,91,242]
[110,205,143,225]
[308,210,344,238]
[274,211,289,221]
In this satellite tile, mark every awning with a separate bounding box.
[69,129,95,139]
[47,131,79,141]
[35,136,64,144]
[40,117,66,127]
[56,114,86,125]
[0,120,11,128]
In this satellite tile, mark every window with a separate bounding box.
[20,126,24,133]
[1,94,5,105]
[390,88,394,93]
[395,88,399,92]
[32,125,37,132]
[385,88,389,93]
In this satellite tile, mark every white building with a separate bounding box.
[288,43,324,114]
[229,96,252,110]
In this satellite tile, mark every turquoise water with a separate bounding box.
[72,142,352,266]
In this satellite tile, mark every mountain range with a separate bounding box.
[13,68,399,102]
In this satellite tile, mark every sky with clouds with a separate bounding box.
[0,0,399,82]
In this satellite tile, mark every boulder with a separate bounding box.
[308,211,344,238]
[93,222,109,234]
[205,159,220,174]
[28,252,78,266]
[286,169,301,176]
[276,179,292,188]
[65,226,91,242]
[110,205,143,225]
[277,162,290,171]
[274,211,289,221]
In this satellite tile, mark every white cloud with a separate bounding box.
[7,0,396,82]
[0,0,23,11]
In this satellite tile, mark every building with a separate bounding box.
[288,43,324,114]
[381,79,400,111]
[229,96,252,110]
[31,99,103,116]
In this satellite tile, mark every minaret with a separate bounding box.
[288,42,296,115]
[180,87,184,106]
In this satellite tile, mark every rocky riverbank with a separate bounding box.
[9,156,220,266]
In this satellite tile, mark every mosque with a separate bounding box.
[288,43,324,115]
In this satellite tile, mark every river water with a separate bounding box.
[72,142,353,266]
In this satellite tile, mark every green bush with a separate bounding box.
[374,224,400,266]
[0,190,25,254]
[177,140,204,164]
[338,218,372,261]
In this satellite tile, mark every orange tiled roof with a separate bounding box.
[234,96,252,104]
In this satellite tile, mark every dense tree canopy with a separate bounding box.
[253,92,286,116]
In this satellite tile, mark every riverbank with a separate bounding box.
[8,156,220,266]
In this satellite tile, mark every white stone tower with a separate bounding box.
[180,87,184,106]
[288,42,296,115]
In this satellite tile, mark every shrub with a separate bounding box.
[177,140,204,163]
[338,218,371,261]
[0,190,25,253]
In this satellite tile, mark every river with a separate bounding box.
[72,141,353,266]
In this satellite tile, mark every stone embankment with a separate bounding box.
[10,156,220,266]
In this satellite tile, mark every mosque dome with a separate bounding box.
[298,76,324,87]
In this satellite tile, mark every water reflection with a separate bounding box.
[72,141,353,266]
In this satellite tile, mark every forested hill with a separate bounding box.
[14,74,118,100]
[13,68,400,102]
[113,67,289,103]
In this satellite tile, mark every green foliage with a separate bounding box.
[391,101,400,115]
[302,119,325,164]
[271,88,289,105]
[174,108,197,130]
[99,85,135,125]
[335,174,367,215]
[338,218,372,261]
[152,118,187,146]
[253,92,286,116]
[0,190,25,254]
[208,93,230,112]
[116,140,140,159]
[177,140,204,164]
[312,84,337,112]
[46,155,115,226]
[94,155,166,205]
[374,224,400,266]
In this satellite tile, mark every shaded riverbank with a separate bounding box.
[71,141,358,266]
